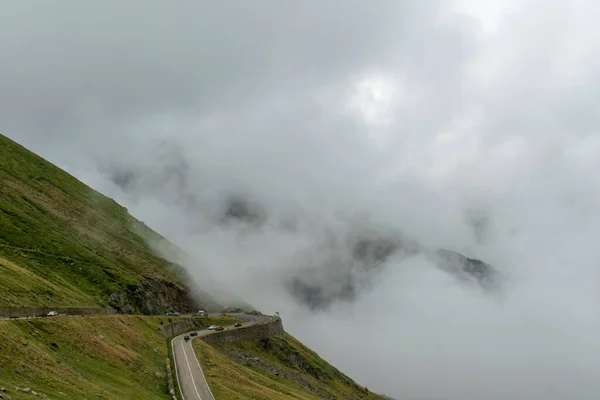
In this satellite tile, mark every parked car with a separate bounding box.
[208,325,217,330]
[234,323,242,327]
[215,326,224,331]
[190,332,198,337]
[173,312,180,317]
[47,311,58,317]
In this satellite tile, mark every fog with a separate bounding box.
[3,1,600,398]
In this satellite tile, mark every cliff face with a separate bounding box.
[105,279,200,314]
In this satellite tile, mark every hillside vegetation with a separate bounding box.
[0,133,218,313]
[0,315,172,399]
[195,334,387,400]
[0,314,243,399]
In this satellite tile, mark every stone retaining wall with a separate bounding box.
[0,307,115,318]
[202,318,284,343]
[161,317,207,339]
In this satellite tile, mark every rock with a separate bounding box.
[31,391,38,396]
[155,371,164,378]
[22,388,31,393]
[0,388,5,392]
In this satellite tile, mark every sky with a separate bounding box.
[2,1,600,398]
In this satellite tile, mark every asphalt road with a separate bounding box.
[172,313,273,400]
[0,314,88,321]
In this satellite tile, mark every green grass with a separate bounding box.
[0,315,244,400]
[166,336,181,400]
[0,134,201,312]
[0,315,176,399]
[194,334,386,400]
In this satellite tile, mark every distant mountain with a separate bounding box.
[218,198,501,311]
[287,233,500,311]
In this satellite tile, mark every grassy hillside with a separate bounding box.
[0,133,218,313]
[195,334,386,400]
[0,314,242,400]
[0,315,172,399]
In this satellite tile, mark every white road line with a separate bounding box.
[181,341,203,400]
[190,337,216,400]
[174,315,273,400]
[172,338,186,400]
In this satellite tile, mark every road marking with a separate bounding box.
[173,315,274,400]
[181,341,203,400]
[172,338,186,400]
[190,337,216,400]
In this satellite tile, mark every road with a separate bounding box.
[172,314,273,400]
[0,314,90,321]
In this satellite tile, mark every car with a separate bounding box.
[173,312,180,317]
[208,325,217,330]
[184,335,190,342]
[47,311,58,317]
[190,332,198,337]
[234,323,242,327]
[215,326,224,331]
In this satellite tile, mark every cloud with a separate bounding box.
[3,0,600,398]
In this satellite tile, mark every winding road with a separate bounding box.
[172,314,273,400]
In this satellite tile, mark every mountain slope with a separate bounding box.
[195,333,388,400]
[0,133,219,313]
[0,314,241,399]
[0,315,171,399]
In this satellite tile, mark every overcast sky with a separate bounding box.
[3,1,600,398]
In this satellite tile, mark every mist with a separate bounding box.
[3,0,600,398]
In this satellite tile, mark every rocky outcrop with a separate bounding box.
[106,278,204,315]
[221,195,266,226]
[430,248,500,290]
[286,234,500,311]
